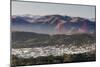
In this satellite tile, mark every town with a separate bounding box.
[12,43,95,58]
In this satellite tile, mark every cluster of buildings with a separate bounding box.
[12,43,95,58]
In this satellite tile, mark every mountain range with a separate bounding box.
[11,15,96,35]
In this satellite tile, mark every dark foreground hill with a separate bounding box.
[11,31,96,48]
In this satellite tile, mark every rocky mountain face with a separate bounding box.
[11,15,96,35]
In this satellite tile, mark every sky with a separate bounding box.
[12,1,95,18]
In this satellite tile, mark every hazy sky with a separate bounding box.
[12,1,95,18]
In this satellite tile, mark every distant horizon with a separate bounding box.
[12,14,95,20]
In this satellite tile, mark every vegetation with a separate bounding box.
[11,52,96,66]
[12,32,96,48]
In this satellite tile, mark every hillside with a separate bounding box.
[12,31,96,48]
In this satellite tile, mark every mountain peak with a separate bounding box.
[11,14,96,35]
